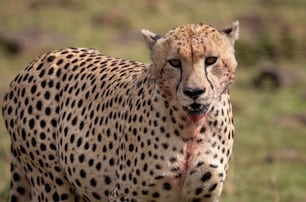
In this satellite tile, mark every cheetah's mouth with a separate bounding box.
[183,103,209,117]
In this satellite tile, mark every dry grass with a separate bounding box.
[0,0,306,201]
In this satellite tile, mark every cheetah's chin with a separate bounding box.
[183,103,209,122]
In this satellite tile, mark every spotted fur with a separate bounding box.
[2,21,239,202]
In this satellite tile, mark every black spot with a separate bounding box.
[40,143,46,151]
[79,154,85,163]
[70,154,74,163]
[31,137,36,147]
[97,134,102,142]
[196,161,204,167]
[109,158,115,166]
[13,173,20,181]
[19,145,26,153]
[209,183,218,192]
[195,187,203,195]
[128,144,134,152]
[154,176,163,180]
[41,80,47,88]
[40,120,46,128]
[201,172,212,182]
[47,55,56,62]
[66,54,73,59]
[60,194,68,200]
[96,162,101,170]
[48,80,54,88]
[72,117,78,126]
[79,121,84,130]
[48,154,55,160]
[27,106,33,114]
[7,106,12,115]
[31,85,37,94]
[163,182,171,190]
[77,99,83,108]
[142,190,148,195]
[121,174,127,181]
[152,192,160,198]
[80,169,86,178]
[29,119,35,129]
[88,159,94,167]
[56,59,63,65]
[39,69,45,78]
[17,186,25,195]
[55,178,64,186]
[45,184,51,193]
[104,176,111,184]
[48,67,54,75]
[53,192,60,201]
[50,144,56,150]
[209,164,218,168]
[40,132,46,139]
[169,157,177,163]
[44,91,50,100]
[92,192,101,199]
[10,195,17,202]
[21,129,26,140]
[70,135,75,144]
[77,138,82,147]
[90,178,97,187]
[51,119,57,127]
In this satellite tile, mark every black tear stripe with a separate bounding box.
[205,67,214,90]
[160,66,164,79]
[176,66,182,94]
[189,34,194,65]
[176,47,183,94]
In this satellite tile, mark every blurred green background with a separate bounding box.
[0,0,306,201]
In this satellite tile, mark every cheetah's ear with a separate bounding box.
[221,21,239,45]
[141,29,162,50]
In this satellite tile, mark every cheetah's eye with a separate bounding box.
[167,59,182,68]
[205,56,218,66]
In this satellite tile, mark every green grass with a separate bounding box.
[0,0,306,201]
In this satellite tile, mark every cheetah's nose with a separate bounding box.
[183,88,205,100]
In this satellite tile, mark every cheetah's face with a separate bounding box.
[142,22,239,121]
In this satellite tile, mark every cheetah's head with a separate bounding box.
[142,21,239,121]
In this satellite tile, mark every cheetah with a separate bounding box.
[2,21,239,202]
